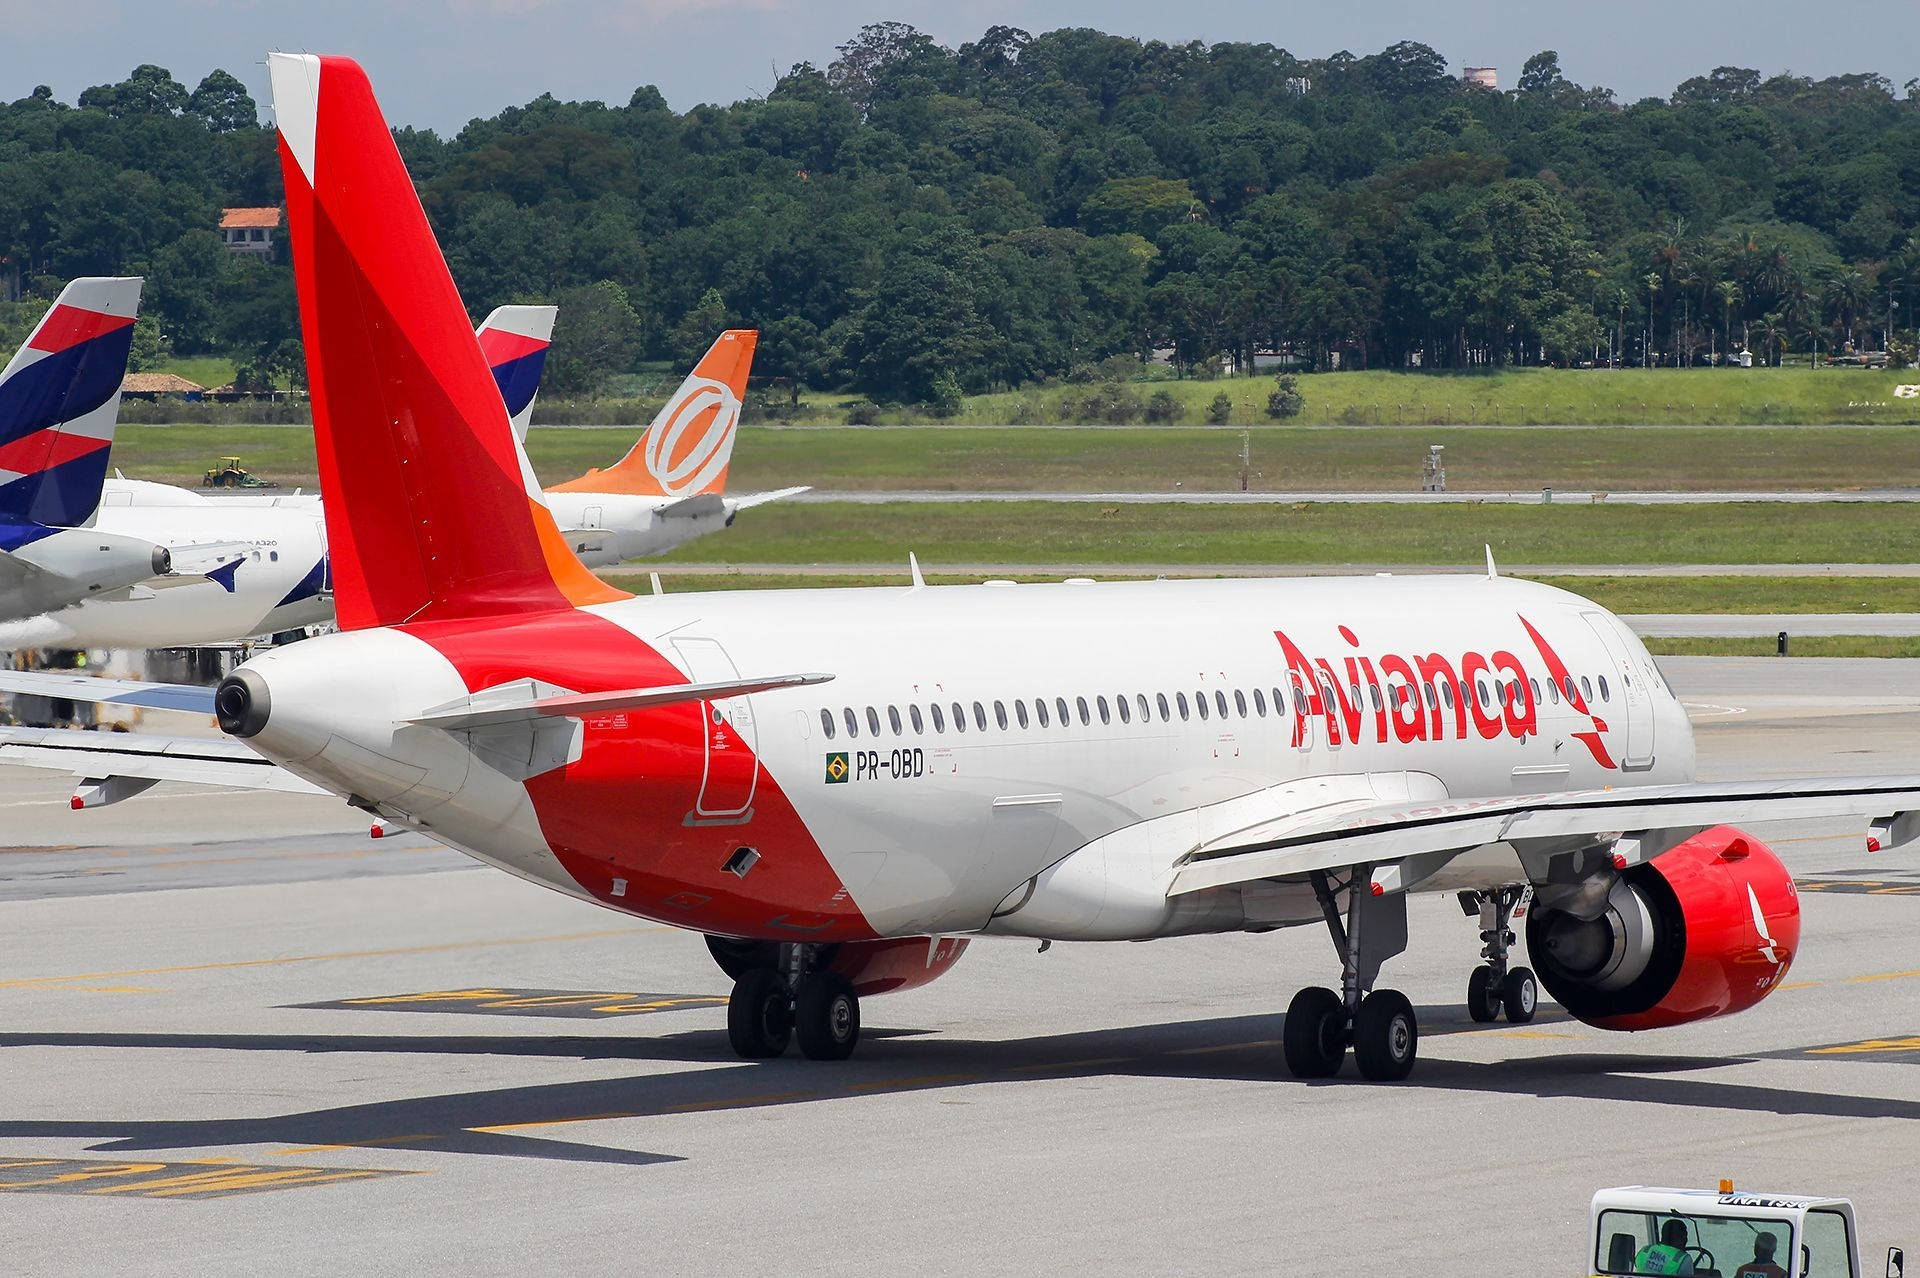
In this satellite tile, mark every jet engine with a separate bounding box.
[8,530,171,614]
[1525,826,1798,1030]
[705,935,969,997]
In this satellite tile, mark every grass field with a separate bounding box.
[1642,636,1920,657]
[610,570,1920,615]
[110,423,1920,494]
[653,501,1920,567]
[961,366,1920,427]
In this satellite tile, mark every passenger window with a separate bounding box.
[1367,684,1381,711]
[1529,678,1540,704]
[932,702,946,732]
[821,708,836,739]
[952,701,967,733]
[1176,692,1189,720]
[1547,678,1560,704]
[1349,684,1361,708]
[1136,693,1151,722]
[844,707,859,739]
[1597,676,1610,702]
[1116,695,1130,724]
[1564,675,1577,702]
[1015,700,1029,728]
[1055,697,1070,725]
[1272,686,1287,715]
[1076,696,1090,726]
[910,704,924,733]
[1442,682,1455,709]
[1196,691,1210,720]
[1253,688,1267,717]
[888,706,902,734]
[973,701,988,732]
[1422,681,1436,708]
[994,700,1008,730]
[867,707,881,736]
[1158,692,1171,721]
[1229,690,1244,717]
[1097,696,1110,725]
[1035,698,1050,727]
[1580,676,1593,703]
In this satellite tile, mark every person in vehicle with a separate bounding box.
[1636,1219,1698,1274]
[1733,1232,1787,1278]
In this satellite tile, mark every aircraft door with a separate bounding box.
[1580,613,1654,770]
[672,636,758,823]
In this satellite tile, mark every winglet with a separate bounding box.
[1485,544,1497,580]
[548,329,757,499]
[909,553,925,589]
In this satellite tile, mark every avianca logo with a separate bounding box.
[1272,613,1615,769]
[644,376,739,497]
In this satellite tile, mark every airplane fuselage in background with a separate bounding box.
[235,574,1694,943]
[0,501,330,648]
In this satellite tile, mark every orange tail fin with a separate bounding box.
[548,330,756,498]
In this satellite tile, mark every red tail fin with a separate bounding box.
[270,53,621,630]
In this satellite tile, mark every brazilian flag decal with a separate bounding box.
[825,752,850,784]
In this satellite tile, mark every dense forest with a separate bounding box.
[2,27,1918,405]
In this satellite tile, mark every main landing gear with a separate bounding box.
[715,939,861,1062]
[1458,886,1538,1025]
[1283,868,1418,1082]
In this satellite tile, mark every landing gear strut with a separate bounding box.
[1459,886,1537,1024]
[724,943,861,1061]
[1283,868,1418,1082]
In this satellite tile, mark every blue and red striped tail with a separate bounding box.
[0,278,142,533]
[475,305,556,441]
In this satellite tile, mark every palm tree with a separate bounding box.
[1643,273,1662,366]
[1751,311,1787,367]
[1716,280,1742,362]
[1823,268,1870,351]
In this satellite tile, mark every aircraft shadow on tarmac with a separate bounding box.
[3,1007,1917,1166]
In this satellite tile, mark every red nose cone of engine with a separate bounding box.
[1604,826,1799,1032]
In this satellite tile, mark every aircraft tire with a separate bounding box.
[1282,986,1347,1079]
[793,972,860,1061]
[1352,990,1418,1082]
[1466,965,1501,1023]
[1501,967,1538,1024]
[727,968,791,1059]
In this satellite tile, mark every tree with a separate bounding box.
[1207,391,1232,424]
[1265,373,1303,419]
[187,70,258,132]
[669,287,730,370]
[1517,51,1565,98]
[79,65,189,116]
[547,281,643,396]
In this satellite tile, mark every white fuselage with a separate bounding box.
[540,490,732,567]
[0,497,331,649]
[235,574,1695,943]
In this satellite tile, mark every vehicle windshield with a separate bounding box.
[1596,1209,1795,1275]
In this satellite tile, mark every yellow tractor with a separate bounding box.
[202,456,274,489]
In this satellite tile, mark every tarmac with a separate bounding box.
[1,656,1918,1273]
[790,488,1920,505]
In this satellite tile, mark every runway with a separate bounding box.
[790,488,1920,505]
[2,657,1918,1273]
[638,561,1920,579]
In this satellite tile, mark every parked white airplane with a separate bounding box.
[0,279,173,619]
[6,53,1919,1084]
[107,307,803,573]
[0,279,331,649]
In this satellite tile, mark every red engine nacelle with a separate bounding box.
[1526,825,1799,1031]
[705,934,969,998]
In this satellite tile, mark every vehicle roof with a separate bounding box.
[1594,1187,1853,1216]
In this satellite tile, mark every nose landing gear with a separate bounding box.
[724,943,862,1061]
[1459,886,1538,1024]
[1282,868,1419,1082]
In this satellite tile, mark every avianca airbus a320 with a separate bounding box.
[4,53,1919,1082]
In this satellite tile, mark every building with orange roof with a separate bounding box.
[219,207,282,257]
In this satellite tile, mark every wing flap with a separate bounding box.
[0,670,217,714]
[1169,776,1920,897]
[0,726,324,795]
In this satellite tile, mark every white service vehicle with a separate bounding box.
[1591,1184,1902,1278]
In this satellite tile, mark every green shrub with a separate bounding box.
[1206,391,1233,424]
[1145,389,1184,423]
[1266,373,1305,420]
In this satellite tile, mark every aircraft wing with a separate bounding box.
[410,671,835,730]
[654,493,725,520]
[0,726,323,797]
[1168,776,1920,897]
[0,669,217,714]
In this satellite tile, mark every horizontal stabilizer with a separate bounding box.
[0,670,217,714]
[655,493,724,520]
[411,671,834,731]
[728,485,810,512]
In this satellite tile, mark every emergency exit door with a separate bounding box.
[1581,613,1655,771]
[673,636,758,823]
